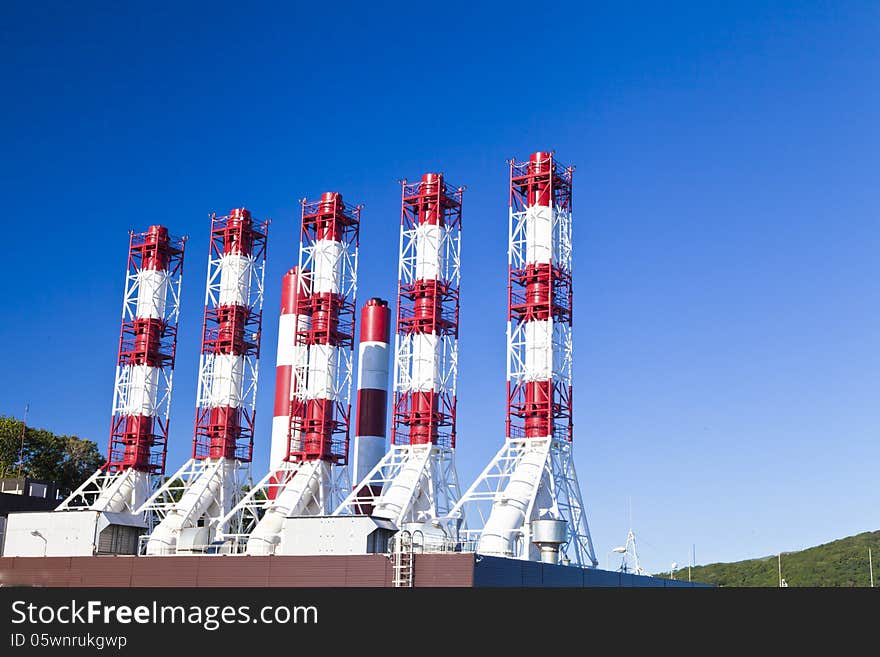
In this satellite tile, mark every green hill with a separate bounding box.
[656,530,879,587]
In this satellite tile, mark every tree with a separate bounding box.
[0,416,104,496]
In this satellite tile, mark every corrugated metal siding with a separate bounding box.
[474,556,712,587]
[0,554,709,587]
[196,556,271,587]
[344,555,390,587]
[0,556,76,587]
[412,553,474,587]
[583,568,622,587]
[268,555,348,586]
[471,555,519,586]
[521,560,543,586]
[541,562,584,587]
[70,556,134,587]
[131,556,199,587]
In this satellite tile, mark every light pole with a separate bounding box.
[869,548,874,588]
[777,553,788,587]
[610,546,627,572]
[30,530,47,557]
[689,544,695,583]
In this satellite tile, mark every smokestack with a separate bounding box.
[242,193,361,554]
[352,298,391,512]
[268,267,311,497]
[392,173,459,449]
[58,225,186,514]
[515,152,559,442]
[143,209,268,555]
[110,225,182,476]
[446,152,597,567]
[299,192,349,461]
[337,174,462,526]
[200,208,258,460]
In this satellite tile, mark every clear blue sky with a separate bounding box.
[1,1,877,573]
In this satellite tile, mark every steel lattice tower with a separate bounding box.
[445,152,597,566]
[59,226,186,514]
[335,174,463,530]
[221,193,360,555]
[139,210,268,555]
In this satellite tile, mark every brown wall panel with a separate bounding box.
[343,554,391,587]
[268,556,348,587]
[413,553,474,587]
[0,553,477,587]
[195,556,271,587]
[0,557,76,587]
[69,556,134,587]
[130,556,199,587]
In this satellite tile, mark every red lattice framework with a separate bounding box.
[193,211,269,462]
[391,174,463,448]
[286,193,360,465]
[506,153,575,442]
[106,227,186,474]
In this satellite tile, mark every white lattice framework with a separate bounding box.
[138,215,267,539]
[336,179,462,525]
[136,457,250,540]
[58,230,185,513]
[334,443,460,525]
[56,468,146,513]
[194,243,265,419]
[442,155,597,567]
[218,460,351,545]
[393,218,460,416]
[507,204,574,441]
[287,225,358,455]
[112,258,182,427]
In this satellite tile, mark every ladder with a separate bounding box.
[392,531,414,588]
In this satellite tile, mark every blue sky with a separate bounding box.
[1,1,877,573]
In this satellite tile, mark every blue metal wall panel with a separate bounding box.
[632,572,666,587]
[521,560,543,587]
[473,556,712,587]
[583,568,622,587]
[541,562,584,587]
[473,555,522,587]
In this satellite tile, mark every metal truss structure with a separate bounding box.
[337,175,463,527]
[443,153,597,567]
[334,443,459,527]
[217,194,360,553]
[138,210,268,552]
[286,193,360,465]
[58,227,186,513]
[192,212,268,462]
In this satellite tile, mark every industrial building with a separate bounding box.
[0,152,702,587]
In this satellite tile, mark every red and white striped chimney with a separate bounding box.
[352,298,391,501]
[197,208,261,461]
[270,267,311,470]
[302,192,348,460]
[118,226,172,471]
[107,225,185,478]
[520,152,556,441]
[393,173,460,448]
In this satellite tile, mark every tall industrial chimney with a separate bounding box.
[336,174,463,531]
[351,297,392,513]
[139,209,268,555]
[58,226,186,514]
[444,152,598,567]
[220,193,361,555]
